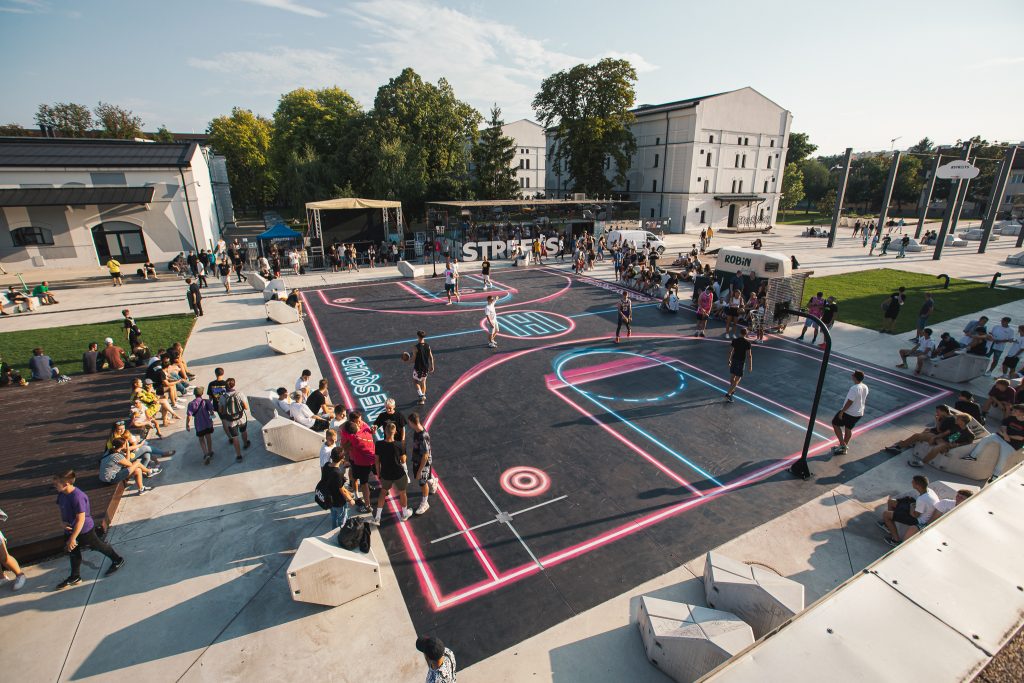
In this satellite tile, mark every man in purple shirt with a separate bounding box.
[53,470,124,589]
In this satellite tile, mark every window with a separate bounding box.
[526,159,530,170]
[519,159,525,169]
[764,180,769,193]
[626,179,630,192]
[735,154,740,167]
[656,137,660,146]
[700,210,706,223]
[744,137,749,145]
[520,178,525,188]
[652,179,657,193]
[650,208,656,218]
[731,179,737,192]
[654,153,659,168]
[704,179,709,193]
[11,226,54,246]
[697,177,701,182]
[706,152,713,166]
[525,178,530,189]
[767,156,772,169]
[770,139,775,147]
[1012,173,1024,184]
[709,135,714,143]
[738,137,742,145]
[742,154,747,168]
[738,180,743,193]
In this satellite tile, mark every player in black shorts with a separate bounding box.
[615,291,632,343]
[481,256,492,290]
[411,330,435,405]
[725,327,752,403]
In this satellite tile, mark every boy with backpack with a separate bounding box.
[217,378,251,462]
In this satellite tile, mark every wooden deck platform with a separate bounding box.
[0,369,142,562]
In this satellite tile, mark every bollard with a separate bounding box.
[991,272,1002,289]
[937,273,950,289]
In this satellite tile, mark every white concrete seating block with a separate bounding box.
[262,415,324,462]
[397,260,425,278]
[904,238,923,252]
[945,234,967,247]
[931,480,981,500]
[703,551,804,638]
[286,529,380,607]
[637,596,754,683]
[266,327,305,354]
[265,299,300,324]
[263,278,287,301]
[997,222,1021,236]
[1006,252,1024,266]
[247,271,269,292]
[247,394,281,426]
[920,352,988,383]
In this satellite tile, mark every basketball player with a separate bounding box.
[443,262,457,305]
[484,295,499,348]
[696,286,713,337]
[481,255,492,290]
[725,327,752,403]
[615,291,632,343]
[411,330,435,405]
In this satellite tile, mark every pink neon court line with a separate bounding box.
[396,280,517,303]
[543,354,663,389]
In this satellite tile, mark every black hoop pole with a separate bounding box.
[785,309,831,480]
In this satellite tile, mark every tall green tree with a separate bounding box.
[815,188,837,216]
[780,163,805,219]
[0,123,28,136]
[892,153,924,211]
[783,131,817,167]
[207,107,276,211]
[908,137,934,154]
[472,105,520,200]
[532,58,637,195]
[352,68,481,213]
[152,125,175,142]
[94,102,144,139]
[846,155,889,210]
[35,102,93,136]
[799,159,831,205]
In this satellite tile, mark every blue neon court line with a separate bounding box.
[330,303,646,354]
[554,352,724,486]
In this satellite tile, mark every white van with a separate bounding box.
[606,229,666,254]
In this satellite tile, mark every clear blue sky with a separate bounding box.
[1,0,1021,154]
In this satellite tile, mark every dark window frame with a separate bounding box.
[11,226,55,246]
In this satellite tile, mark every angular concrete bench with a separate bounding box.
[247,394,283,426]
[397,260,426,278]
[704,551,804,638]
[263,278,287,301]
[637,596,753,683]
[920,352,988,383]
[1006,252,1024,266]
[265,299,300,324]
[286,529,380,607]
[247,271,269,292]
[267,327,306,354]
[261,414,324,462]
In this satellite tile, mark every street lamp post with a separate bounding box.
[784,308,832,480]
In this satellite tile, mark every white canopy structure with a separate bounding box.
[304,197,404,252]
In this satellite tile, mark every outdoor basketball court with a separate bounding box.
[301,267,952,666]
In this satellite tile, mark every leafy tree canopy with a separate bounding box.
[35,102,93,137]
[783,131,817,167]
[472,105,520,200]
[207,107,276,210]
[95,102,144,139]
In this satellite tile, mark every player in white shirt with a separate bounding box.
[896,328,937,375]
[831,370,868,455]
[987,316,1015,375]
[294,369,312,402]
[999,324,1024,379]
[484,296,499,348]
[901,488,973,542]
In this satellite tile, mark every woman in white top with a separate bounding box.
[484,296,499,348]
[724,289,744,339]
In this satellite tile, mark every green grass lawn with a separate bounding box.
[805,269,1024,334]
[0,313,196,378]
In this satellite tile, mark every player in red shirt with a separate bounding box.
[340,410,376,513]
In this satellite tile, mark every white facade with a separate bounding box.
[1002,159,1024,217]
[0,139,221,272]
[502,119,546,197]
[545,87,792,233]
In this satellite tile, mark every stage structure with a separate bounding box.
[304,198,405,261]
[425,198,640,262]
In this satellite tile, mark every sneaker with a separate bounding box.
[883,536,900,548]
[12,574,26,590]
[203,454,212,465]
[418,397,426,405]
[415,501,430,515]
[831,445,848,455]
[244,441,251,450]
[725,393,734,403]
[138,485,153,495]
[146,467,162,477]
[884,445,902,454]
[236,454,243,462]
[907,459,923,468]
[960,453,977,461]
[56,576,82,590]
[400,508,413,521]
[105,557,126,576]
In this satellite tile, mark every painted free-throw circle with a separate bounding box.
[554,350,686,403]
[332,297,355,304]
[500,466,551,497]
[479,310,576,340]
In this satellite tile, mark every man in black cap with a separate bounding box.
[415,635,456,682]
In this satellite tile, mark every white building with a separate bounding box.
[1001,152,1024,217]
[0,137,224,272]
[545,87,792,233]
[501,119,546,197]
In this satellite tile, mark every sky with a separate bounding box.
[0,0,1021,154]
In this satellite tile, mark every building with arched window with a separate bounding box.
[0,137,231,272]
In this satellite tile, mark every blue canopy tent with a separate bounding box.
[256,223,303,256]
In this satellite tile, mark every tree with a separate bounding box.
[816,188,837,216]
[35,102,93,136]
[799,159,831,206]
[908,137,933,154]
[846,155,889,211]
[780,163,804,219]
[207,107,276,211]
[783,131,817,167]
[892,153,924,211]
[352,68,481,212]
[533,58,637,195]
[94,102,144,139]
[153,125,175,142]
[0,123,28,136]
[472,105,520,200]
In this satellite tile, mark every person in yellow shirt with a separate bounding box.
[106,258,123,287]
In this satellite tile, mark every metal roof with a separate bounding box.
[0,137,197,168]
[427,199,636,208]
[713,194,767,202]
[0,186,156,207]
[631,90,735,116]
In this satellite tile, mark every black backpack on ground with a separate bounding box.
[337,518,372,553]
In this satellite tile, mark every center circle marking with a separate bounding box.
[554,350,686,403]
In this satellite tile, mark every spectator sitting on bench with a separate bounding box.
[878,474,939,548]
[306,378,334,418]
[908,413,974,467]
[982,378,1016,422]
[931,332,961,361]
[31,281,58,305]
[130,396,163,440]
[964,328,989,356]
[29,347,63,381]
[885,405,956,454]
[99,437,160,493]
[896,328,936,374]
[954,390,983,423]
[274,387,292,417]
[967,404,1024,481]
[285,288,305,318]
[1,359,26,387]
[6,285,34,312]
[902,489,973,542]
[288,391,329,431]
